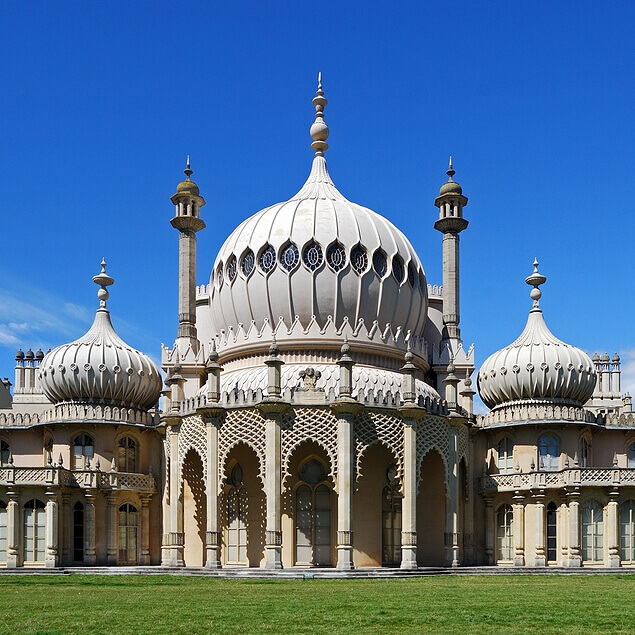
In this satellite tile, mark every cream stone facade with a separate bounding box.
[0,78,632,570]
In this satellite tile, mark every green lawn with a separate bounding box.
[1,574,634,634]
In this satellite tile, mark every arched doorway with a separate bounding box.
[182,449,206,567]
[417,449,446,566]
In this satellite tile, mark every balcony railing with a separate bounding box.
[0,466,156,493]
[479,467,635,494]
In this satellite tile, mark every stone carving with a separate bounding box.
[297,367,323,392]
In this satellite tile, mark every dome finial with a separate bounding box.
[310,72,329,156]
[184,156,192,181]
[92,258,114,309]
[447,156,455,181]
[525,258,547,310]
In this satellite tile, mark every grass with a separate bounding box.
[0,574,634,634]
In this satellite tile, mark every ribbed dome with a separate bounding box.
[39,263,162,412]
[477,263,596,411]
[208,154,427,352]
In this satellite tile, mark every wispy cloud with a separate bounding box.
[621,348,635,398]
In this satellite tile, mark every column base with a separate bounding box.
[534,556,546,567]
[84,554,96,566]
[400,544,418,570]
[264,546,283,570]
[608,555,621,568]
[45,554,58,568]
[513,555,525,567]
[205,546,222,569]
[6,552,18,568]
[336,546,354,570]
[565,556,582,568]
[162,533,185,567]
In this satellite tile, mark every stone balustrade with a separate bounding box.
[0,466,156,492]
[479,467,635,494]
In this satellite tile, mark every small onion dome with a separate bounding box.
[613,352,621,364]
[39,261,162,411]
[15,349,24,361]
[439,157,462,195]
[477,261,596,411]
[175,157,200,196]
[25,349,34,360]
[35,349,44,361]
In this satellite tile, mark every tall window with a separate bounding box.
[227,464,248,564]
[0,441,9,466]
[580,438,590,468]
[497,438,514,474]
[73,502,84,563]
[0,501,7,562]
[295,459,331,566]
[582,501,604,563]
[539,435,559,471]
[118,503,138,565]
[23,499,45,562]
[620,500,635,562]
[73,434,94,470]
[546,502,558,562]
[382,465,402,566]
[117,437,137,473]
[496,504,513,562]
[628,443,635,468]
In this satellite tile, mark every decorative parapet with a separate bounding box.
[0,412,42,428]
[476,406,635,428]
[40,403,159,427]
[0,466,156,492]
[169,389,449,417]
[427,284,443,298]
[479,467,635,494]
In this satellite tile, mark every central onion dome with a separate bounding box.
[477,261,596,411]
[40,262,162,412]
[208,76,428,358]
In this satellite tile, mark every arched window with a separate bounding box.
[497,438,513,475]
[538,435,559,472]
[227,463,248,565]
[118,437,138,473]
[23,499,45,562]
[546,502,558,563]
[118,503,138,565]
[382,465,402,565]
[628,443,635,468]
[73,502,84,563]
[582,501,604,563]
[0,500,7,563]
[580,438,590,468]
[295,459,331,566]
[0,441,9,466]
[496,504,513,562]
[620,500,635,562]
[73,434,94,470]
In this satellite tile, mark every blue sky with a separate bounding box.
[0,1,633,400]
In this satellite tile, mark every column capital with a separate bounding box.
[398,404,426,422]
[257,399,291,417]
[197,405,227,424]
[330,398,364,417]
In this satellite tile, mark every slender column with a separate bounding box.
[264,414,282,569]
[139,495,151,565]
[106,494,118,565]
[534,492,546,567]
[6,490,19,568]
[45,490,59,568]
[163,422,184,566]
[512,494,525,566]
[607,492,620,568]
[400,420,418,569]
[444,425,461,566]
[200,414,223,568]
[484,496,494,565]
[60,493,70,564]
[84,492,96,565]
[559,501,569,566]
[567,491,581,567]
[336,411,354,570]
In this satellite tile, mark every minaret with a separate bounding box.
[434,158,468,342]
[170,158,206,353]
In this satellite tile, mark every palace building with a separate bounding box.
[0,79,632,570]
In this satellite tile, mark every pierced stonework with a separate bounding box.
[178,415,208,480]
[355,411,404,485]
[416,416,450,493]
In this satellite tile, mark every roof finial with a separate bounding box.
[92,258,114,309]
[525,258,547,310]
[447,156,455,180]
[310,72,329,156]
[184,156,193,181]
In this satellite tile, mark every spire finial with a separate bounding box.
[184,156,193,181]
[310,72,329,156]
[525,258,547,310]
[447,156,455,180]
[92,258,114,309]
